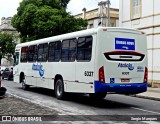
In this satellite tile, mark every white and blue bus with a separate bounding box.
[13,27,148,99]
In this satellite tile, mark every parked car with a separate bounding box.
[2,67,13,80]
[0,66,7,74]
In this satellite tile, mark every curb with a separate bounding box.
[147,90,160,93]
[135,94,160,101]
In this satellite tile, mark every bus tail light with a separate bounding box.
[144,67,148,83]
[99,66,105,83]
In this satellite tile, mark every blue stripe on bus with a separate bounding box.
[94,81,147,94]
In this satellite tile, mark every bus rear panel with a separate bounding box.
[94,28,148,94]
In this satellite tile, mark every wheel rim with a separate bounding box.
[57,82,63,97]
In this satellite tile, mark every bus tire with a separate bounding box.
[55,79,65,100]
[21,76,29,90]
[89,92,107,99]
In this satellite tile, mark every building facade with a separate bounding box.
[119,0,160,87]
[0,17,17,34]
[0,17,19,66]
[74,7,119,29]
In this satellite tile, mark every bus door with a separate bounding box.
[13,50,20,83]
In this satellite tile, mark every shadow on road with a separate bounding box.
[65,93,136,109]
[18,86,55,96]
[19,86,137,109]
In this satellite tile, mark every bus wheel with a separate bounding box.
[21,77,29,90]
[55,79,65,100]
[89,92,107,99]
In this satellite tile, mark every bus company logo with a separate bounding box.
[32,63,44,77]
[32,64,42,71]
[115,38,135,51]
[118,63,134,71]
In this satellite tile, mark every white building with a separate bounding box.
[74,7,119,29]
[0,17,19,66]
[119,0,160,87]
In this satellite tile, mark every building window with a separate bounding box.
[131,0,141,19]
[89,24,94,29]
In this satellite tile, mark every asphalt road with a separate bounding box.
[1,80,160,124]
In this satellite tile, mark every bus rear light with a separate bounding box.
[144,67,148,83]
[99,66,105,83]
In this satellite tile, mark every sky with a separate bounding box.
[0,0,119,24]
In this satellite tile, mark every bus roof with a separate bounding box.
[16,27,144,48]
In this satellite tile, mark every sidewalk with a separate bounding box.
[136,87,160,101]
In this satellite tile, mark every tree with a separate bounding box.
[0,32,16,65]
[12,0,88,43]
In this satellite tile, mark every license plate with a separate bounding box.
[121,78,130,82]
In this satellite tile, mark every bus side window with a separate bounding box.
[77,36,92,61]
[28,45,37,62]
[43,43,48,61]
[33,45,38,62]
[61,40,69,61]
[28,46,33,62]
[55,41,61,61]
[48,41,61,62]
[61,38,77,62]
[69,39,77,61]
[14,52,19,65]
[21,47,28,62]
[85,36,92,60]
[38,44,43,61]
[38,43,48,62]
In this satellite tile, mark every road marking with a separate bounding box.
[131,107,160,115]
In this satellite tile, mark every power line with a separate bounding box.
[67,0,100,15]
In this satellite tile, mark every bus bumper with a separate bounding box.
[94,81,147,94]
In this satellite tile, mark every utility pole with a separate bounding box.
[98,0,111,27]
[98,1,106,27]
[106,0,111,27]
